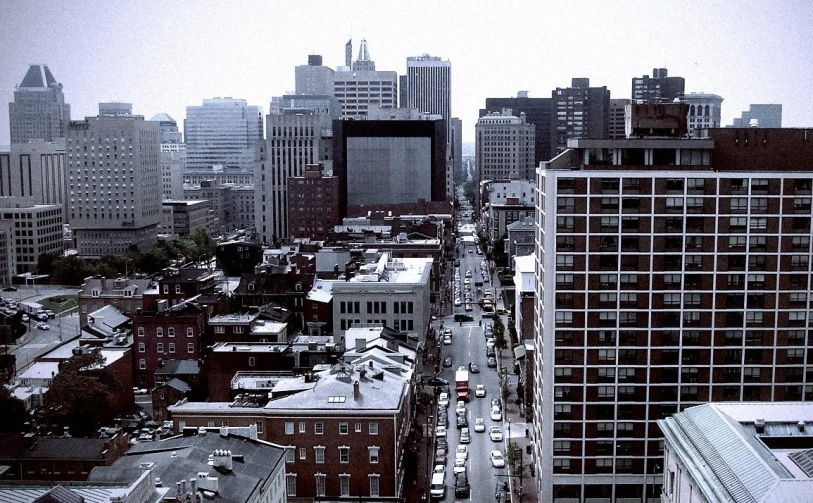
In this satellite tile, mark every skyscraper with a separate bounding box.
[482,93,555,164]
[9,64,71,144]
[729,104,783,128]
[532,113,813,502]
[66,112,162,257]
[352,38,375,71]
[552,78,610,154]
[631,68,685,104]
[294,55,335,96]
[257,107,334,243]
[609,99,631,139]
[402,55,451,133]
[184,98,263,172]
[476,110,535,181]
[151,113,185,201]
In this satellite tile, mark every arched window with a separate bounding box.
[689,105,695,116]
[705,105,710,116]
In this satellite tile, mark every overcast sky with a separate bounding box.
[1,0,812,145]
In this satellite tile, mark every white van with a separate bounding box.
[430,472,446,499]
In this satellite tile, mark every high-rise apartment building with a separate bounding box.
[609,99,631,139]
[0,202,64,276]
[482,93,555,165]
[552,78,610,154]
[631,68,685,104]
[402,55,451,133]
[729,104,783,128]
[151,113,185,201]
[9,64,71,144]
[256,108,333,243]
[683,92,723,137]
[184,98,263,172]
[66,113,162,257]
[287,163,340,241]
[476,110,535,184]
[533,121,813,502]
[0,140,66,205]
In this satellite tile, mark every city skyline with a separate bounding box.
[1,0,812,146]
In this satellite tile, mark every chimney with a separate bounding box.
[359,368,366,379]
[368,360,373,368]
[755,419,765,433]
[799,421,806,433]
[334,264,339,274]
[353,380,360,400]
[212,449,233,471]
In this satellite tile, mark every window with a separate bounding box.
[285,447,295,463]
[315,474,326,497]
[285,422,294,435]
[369,474,380,497]
[156,327,163,338]
[369,446,379,463]
[369,423,379,435]
[174,285,182,294]
[340,475,350,497]
[286,475,297,497]
[137,327,144,337]
[214,326,225,334]
[314,446,325,463]
[248,357,256,367]
[167,327,175,338]
[156,343,164,353]
[187,327,194,338]
[355,423,362,432]
[597,386,614,399]
[187,343,195,353]
[339,423,348,434]
[339,446,350,463]
[315,422,324,435]
[557,216,575,231]
[299,422,306,433]
[598,349,616,362]
[168,343,175,353]
[730,217,747,229]
[138,342,145,353]
[556,255,574,270]
[139,358,146,370]
[256,421,263,434]
[750,217,768,230]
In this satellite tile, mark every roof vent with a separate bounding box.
[799,421,806,433]
[755,419,765,433]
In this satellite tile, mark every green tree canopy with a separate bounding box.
[0,385,31,433]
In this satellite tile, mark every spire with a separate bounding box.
[357,38,370,62]
[352,38,375,71]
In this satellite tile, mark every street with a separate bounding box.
[431,231,510,501]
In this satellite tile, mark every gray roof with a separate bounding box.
[88,304,129,330]
[89,430,285,503]
[659,403,813,503]
[33,486,85,503]
[165,378,191,393]
[154,359,200,376]
[24,437,112,461]
[20,64,56,88]
[0,485,133,503]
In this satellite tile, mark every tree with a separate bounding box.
[506,441,525,478]
[52,256,92,286]
[0,385,31,433]
[41,352,120,437]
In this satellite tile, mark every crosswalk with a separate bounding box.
[24,343,51,349]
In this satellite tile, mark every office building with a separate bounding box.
[0,140,66,204]
[450,117,463,187]
[333,40,398,118]
[480,179,536,245]
[151,113,186,200]
[294,55,335,96]
[533,119,813,502]
[482,93,555,164]
[332,118,446,215]
[684,92,723,137]
[729,103,783,128]
[66,113,162,257]
[288,163,340,241]
[160,199,211,238]
[0,201,64,275]
[609,99,631,139]
[631,68,685,104]
[9,64,71,144]
[658,402,813,503]
[98,102,132,117]
[184,98,263,172]
[552,78,610,154]
[476,110,536,183]
[257,108,334,243]
[402,55,451,133]
[352,38,375,71]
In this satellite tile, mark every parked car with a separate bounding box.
[456,415,468,430]
[438,392,450,408]
[436,438,448,452]
[2,286,17,292]
[460,427,470,444]
[436,426,447,438]
[487,356,498,368]
[489,426,503,441]
[454,471,470,498]
[21,314,29,322]
[455,401,467,415]
[453,457,467,474]
[427,376,449,387]
[491,407,502,421]
[490,450,505,468]
[443,357,453,367]
[443,335,452,345]
[455,444,468,461]
[433,464,446,475]
[36,322,50,330]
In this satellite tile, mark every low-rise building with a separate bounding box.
[160,199,211,237]
[170,361,413,501]
[78,276,153,327]
[89,427,287,503]
[659,402,813,502]
[215,240,263,276]
[512,254,535,342]
[481,179,536,247]
[506,216,535,270]
[19,434,129,482]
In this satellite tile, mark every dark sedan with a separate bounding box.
[487,357,497,368]
[443,357,453,367]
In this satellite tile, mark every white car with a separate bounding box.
[438,393,450,408]
[433,464,446,475]
[489,426,504,441]
[490,450,506,468]
[453,457,467,474]
[455,444,468,461]
[436,426,447,438]
[455,401,467,415]
[443,335,452,345]
[486,338,495,349]
[36,322,50,330]
[475,384,486,398]
[21,314,29,322]
[491,407,502,421]
[454,298,462,306]
[474,418,485,432]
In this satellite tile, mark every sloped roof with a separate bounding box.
[20,64,57,88]
[33,485,84,503]
[24,437,111,461]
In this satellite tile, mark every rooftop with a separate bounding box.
[659,402,813,503]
